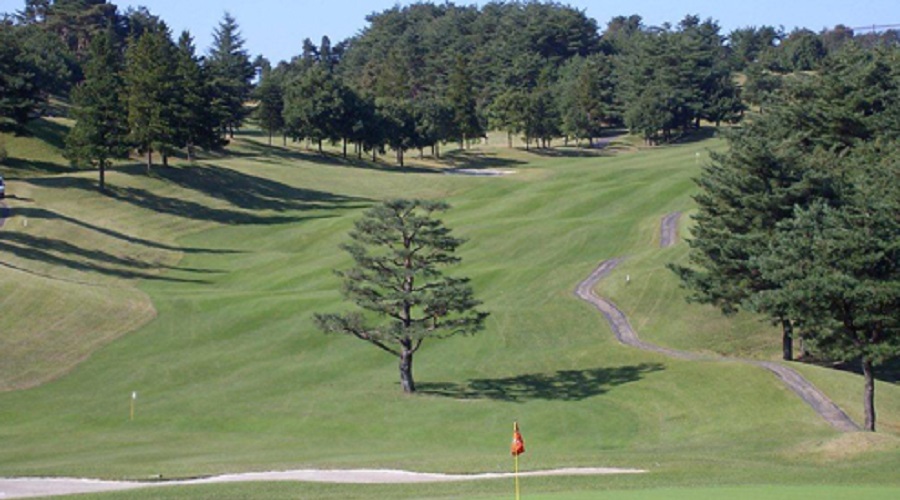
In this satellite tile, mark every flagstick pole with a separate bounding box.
[514,452,520,500]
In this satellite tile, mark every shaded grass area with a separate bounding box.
[0,125,896,495]
[419,363,664,402]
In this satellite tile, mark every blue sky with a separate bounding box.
[2,0,899,63]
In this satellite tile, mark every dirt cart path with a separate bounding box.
[573,213,858,432]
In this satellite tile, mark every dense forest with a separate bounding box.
[2,0,899,165]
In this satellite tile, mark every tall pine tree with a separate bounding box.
[65,29,128,190]
[207,12,254,139]
[124,24,177,171]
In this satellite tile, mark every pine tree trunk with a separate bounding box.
[268,130,272,146]
[399,348,415,393]
[781,318,793,361]
[318,139,323,153]
[507,131,512,148]
[146,149,152,174]
[162,150,169,167]
[343,138,347,158]
[863,358,876,431]
[435,143,440,159]
[98,161,106,191]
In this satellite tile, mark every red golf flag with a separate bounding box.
[511,422,525,456]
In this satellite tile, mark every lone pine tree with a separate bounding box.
[315,199,488,393]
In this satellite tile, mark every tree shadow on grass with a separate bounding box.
[26,176,340,225]
[418,363,664,403]
[2,157,72,177]
[525,147,610,158]
[441,150,526,170]
[233,140,439,174]
[24,117,69,151]
[0,232,211,283]
[117,163,367,213]
[670,126,717,145]
[14,207,241,255]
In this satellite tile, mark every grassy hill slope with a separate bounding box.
[0,122,896,497]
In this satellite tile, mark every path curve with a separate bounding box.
[659,211,681,248]
[0,468,645,499]
[573,213,859,432]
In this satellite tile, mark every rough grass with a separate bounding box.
[0,121,896,496]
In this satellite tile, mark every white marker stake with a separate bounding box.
[130,392,137,421]
[626,274,631,285]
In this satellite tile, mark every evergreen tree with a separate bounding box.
[446,54,483,149]
[65,29,128,190]
[124,24,177,171]
[754,148,899,431]
[282,65,344,153]
[315,199,488,393]
[376,98,417,166]
[488,88,527,148]
[0,21,41,131]
[557,54,618,145]
[255,75,284,146]
[172,30,218,160]
[207,12,254,138]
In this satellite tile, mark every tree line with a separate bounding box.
[5,1,900,170]
[1,1,255,188]
[672,44,899,432]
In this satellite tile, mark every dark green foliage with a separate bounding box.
[339,2,601,147]
[375,98,417,166]
[742,63,783,113]
[28,0,120,61]
[557,54,619,144]
[446,54,484,147]
[727,26,781,71]
[754,148,899,431]
[282,65,348,152]
[18,22,76,97]
[524,71,561,149]
[65,29,128,189]
[488,88,528,147]
[315,199,488,393]
[123,23,177,170]
[254,74,284,146]
[618,17,741,143]
[0,21,41,131]
[206,12,254,138]
[674,43,900,430]
[172,31,220,159]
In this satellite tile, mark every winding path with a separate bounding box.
[0,468,644,498]
[574,212,859,432]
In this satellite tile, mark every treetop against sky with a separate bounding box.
[99,0,900,64]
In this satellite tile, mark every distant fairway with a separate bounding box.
[0,121,896,496]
